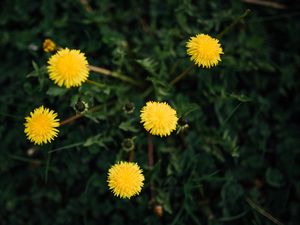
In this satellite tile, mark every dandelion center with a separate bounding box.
[140,101,178,137]
[47,48,89,88]
[186,33,223,68]
[24,106,60,145]
[107,161,144,199]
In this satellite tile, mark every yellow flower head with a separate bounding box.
[43,39,57,52]
[107,161,144,199]
[186,33,223,68]
[24,106,60,145]
[140,101,178,137]
[47,48,89,88]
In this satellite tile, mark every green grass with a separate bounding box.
[1,1,300,224]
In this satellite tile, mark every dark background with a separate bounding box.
[0,0,300,224]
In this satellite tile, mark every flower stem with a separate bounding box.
[111,71,143,87]
[141,86,154,98]
[246,197,283,225]
[217,9,251,39]
[60,114,82,126]
[128,150,134,162]
[89,65,143,87]
[148,134,154,168]
[45,152,51,183]
[60,105,102,126]
[170,9,251,86]
[241,0,286,9]
[170,65,193,86]
[148,134,155,205]
[86,79,106,88]
[88,65,111,76]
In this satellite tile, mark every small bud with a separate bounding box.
[177,117,189,134]
[121,138,135,152]
[178,117,188,126]
[43,39,56,53]
[254,178,263,189]
[153,205,163,217]
[75,100,89,113]
[123,102,135,114]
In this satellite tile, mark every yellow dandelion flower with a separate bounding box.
[140,101,178,137]
[43,39,57,52]
[24,106,60,145]
[186,33,223,68]
[47,48,89,88]
[107,161,144,199]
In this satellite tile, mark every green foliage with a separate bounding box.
[1,1,300,225]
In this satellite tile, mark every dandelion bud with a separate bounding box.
[177,117,189,134]
[43,39,57,53]
[123,102,135,114]
[153,205,163,217]
[122,138,135,152]
[254,178,263,189]
[178,117,188,126]
[75,100,88,113]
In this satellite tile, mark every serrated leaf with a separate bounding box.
[228,93,252,102]
[136,58,158,76]
[83,134,112,149]
[27,62,47,78]
[180,103,200,117]
[32,61,39,72]
[119,120,138,132]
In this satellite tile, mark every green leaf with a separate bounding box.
[265,168,285,188]
[119,120,138,132]
[46,86,67,96]
[83,134,113,149]
[228,93,252,102]
[136,58,158,76]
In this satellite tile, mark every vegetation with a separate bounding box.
[1,1,299,224]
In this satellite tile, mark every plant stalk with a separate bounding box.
[128,150,134,162]
[217,9,251,39]
[86,79,106,88]
[246,197,284,225]
[170,65,193,85]
[89,65,143,87]
[60,105,102,126]
[148,134,155,205]
[170,10,251,86]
